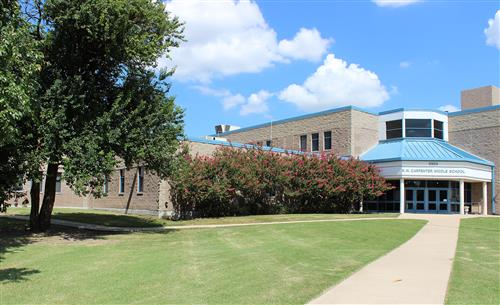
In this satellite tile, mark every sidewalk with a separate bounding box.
[308,214,462,305]
[2,215,396,232]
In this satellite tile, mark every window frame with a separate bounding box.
[405,119,432,138]
[119,169,125,194]
[300,135,307,152]
[323,131,332,150]
[433,120,444,139]
[311,133,319,152]
[103,175,109,194]
[386,119,403,139]
[55,173,62,193]
[137,167,144,194]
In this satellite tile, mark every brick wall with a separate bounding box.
[221,108,378,156]
[449,108,500,213]
[90,167,160,212]
[461,85,499,110]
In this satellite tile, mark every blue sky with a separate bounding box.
[161,0,500,138]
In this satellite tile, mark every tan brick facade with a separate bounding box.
[222,107,377,157]
[448,108,500,214]
[461,85,500,110]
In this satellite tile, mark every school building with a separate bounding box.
[215,85,499,215]
[10,85,499,216]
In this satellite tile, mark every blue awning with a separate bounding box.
[360,138,494,166]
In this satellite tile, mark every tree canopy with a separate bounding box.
[0,0,185,230]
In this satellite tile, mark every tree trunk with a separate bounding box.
[37,163,58,231]
[30,180,40,231]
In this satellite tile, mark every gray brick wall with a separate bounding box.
[449,108,500,214]
[222,108,378,156]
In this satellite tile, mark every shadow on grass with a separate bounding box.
[0,217,173,282]
[0,268,41,283]
[51,212,163,228]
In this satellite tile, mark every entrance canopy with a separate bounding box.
[360,138,494,182]
[360,138,494,215]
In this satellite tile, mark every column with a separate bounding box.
[482,182,488,215]
[359,200,363,213]
[400,178,405,214]
[459,180,465,215]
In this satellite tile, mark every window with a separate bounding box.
[434,120,444,139]
[55,173,62,193]
[265,140,272,147]
[103,175,109,194]
[137,167,144,193]
[312,133,319,152]
[300,135,307,151]
[405,119,431,137]
[386,120,402,139]
[119,169,125,193]
[324,131,332,150]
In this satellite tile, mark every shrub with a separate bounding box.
[169,145,391,219]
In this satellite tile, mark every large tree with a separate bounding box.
[0,0,43,225]
[0,0,185,231]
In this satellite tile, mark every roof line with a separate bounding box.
[448,105,500,116]
[378,108,448,116]
[186,137,304,154]
[212,105,377,136]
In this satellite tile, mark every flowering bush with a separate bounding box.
[169,145,391,219]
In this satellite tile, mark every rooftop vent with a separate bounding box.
[215,124,240,134]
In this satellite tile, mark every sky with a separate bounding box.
[159,0,500,138]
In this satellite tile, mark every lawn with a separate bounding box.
[0,217,424,304]
[446,217,500,305]
[6,207,398,227]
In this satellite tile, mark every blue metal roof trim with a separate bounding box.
[447,105,500,116]
[187,138,304,155]
[378,108,449,116]
[360,138,494,166]
[212,105,378,137]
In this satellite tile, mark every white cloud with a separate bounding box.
[222,94,246,110]
[162,0,331,82]
[485,10,500,50]
[399,61,412,68]
[195,86,271,115]
[278,54,389,111]
[278,28,333,62]
[438,105,460,113]
[240,90,272,115]
[372,0,421,7]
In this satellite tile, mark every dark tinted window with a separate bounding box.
[312,133,319,151]
[300,135,307,151]
[265,140,272,147]
[386,120,403,139]
[55,173,62,193]
[434,120,444,139]
[119,169,125,193]
[406,119,431,128]
[324,131,332,150]
[405,119,432,137]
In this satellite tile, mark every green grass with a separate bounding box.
[6,207,397,227]
[446,217,500,305]
[0,217,424,304]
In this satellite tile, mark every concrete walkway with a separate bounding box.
[2,215,396,232]
[308,214,463,305]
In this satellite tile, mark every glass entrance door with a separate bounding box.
[405,188,425,213]
[438,189,449,213]
[428,189,438,212]
[428,188,449,213]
